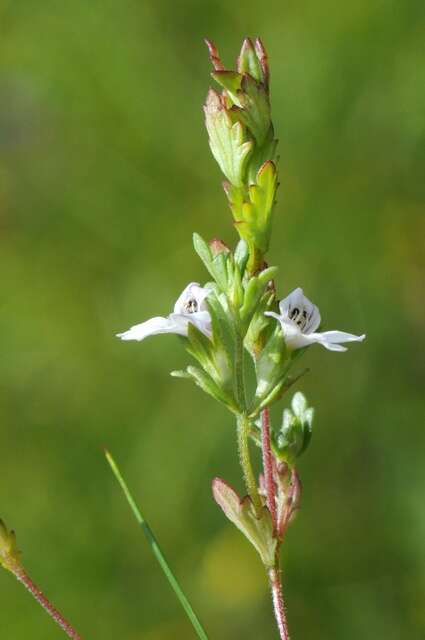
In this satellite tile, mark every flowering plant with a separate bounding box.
[1,38,365,640]
[116,37,365,638]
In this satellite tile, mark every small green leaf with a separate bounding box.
[212,478,277,567]
[193,233,212,266]
[193,233,228,290]
[204,89,253,187]
[186,366,236,411]
[211,251,229,291]
[207,289,236,359]
[211,70,243,106]
[170,370,192,379]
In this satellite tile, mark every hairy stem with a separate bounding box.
[268,557,290,640]
[13,567,83,639]
[234,329,262,515]
[237,413,263,516]
[261,407,277,532]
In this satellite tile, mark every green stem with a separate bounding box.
[105,450,209,640]
[233,328,262,515]
[237,414,263,516]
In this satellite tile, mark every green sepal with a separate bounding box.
[252,323,288,401]
[244,290,275,358]
[225,254,244,308]
[206,289,236,363]
[212,477,277,567]
[234,239,249,275]
[240,266,277,326]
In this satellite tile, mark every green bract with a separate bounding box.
[212,478,277,567]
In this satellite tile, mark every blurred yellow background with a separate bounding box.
[1,1,424,638]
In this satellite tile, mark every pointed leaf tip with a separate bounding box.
[205,39,225,70]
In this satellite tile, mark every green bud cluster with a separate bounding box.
[272,392,314,466]
[204,38,278,273]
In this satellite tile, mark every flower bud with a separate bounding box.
[0,519,21,573]
[273,393,314,465]
[209,238,230,256]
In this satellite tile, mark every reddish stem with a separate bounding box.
[14,567,83,640]
[261,407,277,532]
[268,562,290,640]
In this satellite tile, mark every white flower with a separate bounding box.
[117,282,212,342]
[265,287,365,352]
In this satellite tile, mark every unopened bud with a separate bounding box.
[209,238,230,256]
[0,519,21,573]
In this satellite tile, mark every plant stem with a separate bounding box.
[268,556,290,640]
[236,413,263,516]
[105,450,209,640]
[233,328,262,515]
[261,407,277,532]
[12,567,83,639]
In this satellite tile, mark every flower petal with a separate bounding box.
[191,311,213,337]
[168,311,212,338]
[278,287,321,333]
[308,330,366,352]
[265,313,307,350]
[305,303,321,333]
[116,316,186,341]
[279,287,304,316]
[173,282,210,314]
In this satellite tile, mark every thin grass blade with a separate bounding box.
[105,450,209,640]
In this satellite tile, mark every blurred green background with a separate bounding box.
[1,1,424,638]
